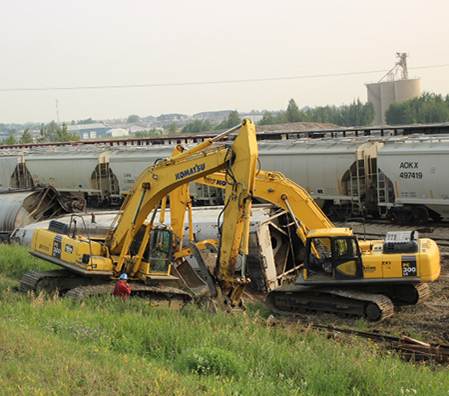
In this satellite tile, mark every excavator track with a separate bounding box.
[365,282,431,306]
[65,283,193,308]
[266,285,395,322]
[20,270,91,294]
[415,283,431,303]
[393,283,431,305]
[20,271,192,308]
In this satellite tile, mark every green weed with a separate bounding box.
[1,244,449,395]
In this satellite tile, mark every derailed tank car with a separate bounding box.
[0,186,85,241]
[11,204,296,293]
[377,135,449,223]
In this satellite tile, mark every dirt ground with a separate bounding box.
[260,221,449,344]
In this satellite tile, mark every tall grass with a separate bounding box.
[0,243,56,279]
[1,244,449,395]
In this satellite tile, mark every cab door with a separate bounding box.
[332,237,364,280]
[146,228,173,274]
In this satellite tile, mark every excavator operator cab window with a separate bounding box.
[307,237,333,276]
[332,237,363,280]
[334,238,354,258]
[306,236,363,280]
[147,228,173,274]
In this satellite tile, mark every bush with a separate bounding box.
[177,347,246,378]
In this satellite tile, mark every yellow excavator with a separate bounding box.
[20,120,258,308]
[190,170,441,321]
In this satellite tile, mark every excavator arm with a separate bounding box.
[198,170,338,243]
[29,121,258,295]
[103,120,258,295]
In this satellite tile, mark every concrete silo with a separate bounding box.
[366,53,421,125]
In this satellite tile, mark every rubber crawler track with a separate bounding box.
[266,285,395,321]
[20,270,193,307]
[19,270,74,293]
[65,283,193,307]
[415,283,431,304]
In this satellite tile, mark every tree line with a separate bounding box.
[258,99,375,127]
[385,92,449,125]
[2,121,79,145]
[3,92,449,145]
[179,100,375,134]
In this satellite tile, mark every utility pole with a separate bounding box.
[55,99,60,123]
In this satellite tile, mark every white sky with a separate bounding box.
[1,0,448,124]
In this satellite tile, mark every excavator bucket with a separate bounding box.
[172,258,209,296]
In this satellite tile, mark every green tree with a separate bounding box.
[227,110,241,127]
[169,122,178,134]
[338,99,374,127]
[55,123,80,142]
[286,99,302,122]
[38,121,79,143]
[38,124,52,143]
[127,114,140,123]
[135,128,160,137]
[19,128,33,144]
[258,111,277,126]
[182,119,214,134]
[214,110,241,130]
[276,110,288,124]
[385,92,449,125]
[5,133,16,145]
[78,118,96,125]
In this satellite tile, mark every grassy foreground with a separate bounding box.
[1,244,449,396]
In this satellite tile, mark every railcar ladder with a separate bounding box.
[350,154,367,215]
[377,171,389,215]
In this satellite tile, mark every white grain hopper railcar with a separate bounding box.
[0,152,33,190]
[256,139,380,219]
[108,146,176,193]
[24,149,119,206]
[377,135,449,223]
[108,146,224,206]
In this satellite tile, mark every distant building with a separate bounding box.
[193,110,231,124]
[366,53,421,125]
[239,113,264,123]
[67,123,110,139]
[156,114,189,123]
[106,128,129,137]
[128,124,152,134]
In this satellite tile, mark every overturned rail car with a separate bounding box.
[11,204,301,293]
[0,186,86,241]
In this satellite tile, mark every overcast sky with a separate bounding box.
[1,0,448,124]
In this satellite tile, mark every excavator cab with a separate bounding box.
[304,234,364,281]
[147,227,172,273]
[129,225,173,275]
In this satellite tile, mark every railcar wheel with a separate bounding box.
[386,211,399,224]
[370,211,382,220]
[411,206,429,225]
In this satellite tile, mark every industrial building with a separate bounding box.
[366,53,421,125]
